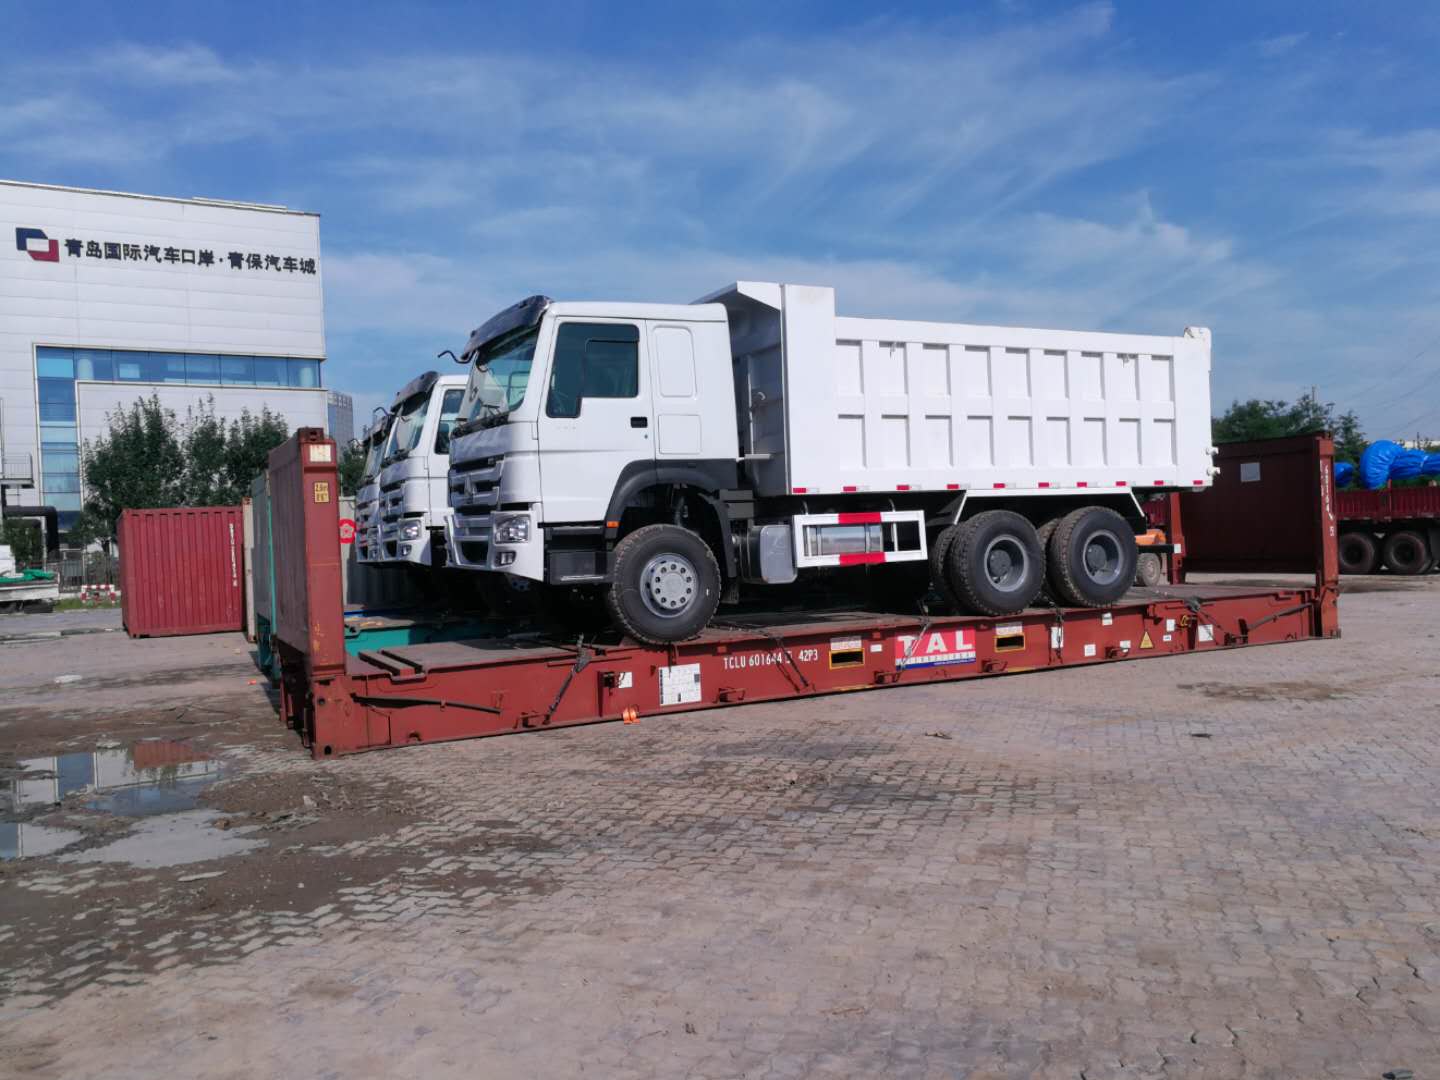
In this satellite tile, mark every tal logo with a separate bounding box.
[15,227,59,263]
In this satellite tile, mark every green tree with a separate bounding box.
[223,407,290,499]
[80,396,186,536]
[179,396,232,505]
[1212,398,1365,462]
[2,518,44,569]
[66,506,114,552]
[339,441,366,496]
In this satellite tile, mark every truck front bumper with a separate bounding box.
[448,508,544,582]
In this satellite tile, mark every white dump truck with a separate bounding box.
[446,283,1215,643]
[375,371,468,569]
[353,412,395,566]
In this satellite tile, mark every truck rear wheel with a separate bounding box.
[945,510,1045,616]
[1381,530,1430,576]
[1048,506,1137,607]
[1035,518,1059,605]
[1337,531,1380,575]
[930,525,962,611]
[605,524,721,644]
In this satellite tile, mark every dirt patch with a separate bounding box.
[0,692,283,760]
[1177,680,1352,703]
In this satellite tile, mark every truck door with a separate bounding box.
[537,319,653,523]
[649,322,704,459]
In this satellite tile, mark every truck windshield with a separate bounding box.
[362,424,390,480]
[385,392,430,464]
[465,326,538,427]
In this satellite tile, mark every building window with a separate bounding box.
[33,345,325,531]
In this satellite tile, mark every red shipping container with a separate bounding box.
[119,507,245,637]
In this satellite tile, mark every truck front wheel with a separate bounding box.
[1048,506,1137,607]
[1381,530,1431,576]
[946,510,1045,616]
[605,524,721,644]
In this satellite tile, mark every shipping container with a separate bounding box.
[118,506,245,637]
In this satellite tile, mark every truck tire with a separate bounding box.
[605,524,721,644]
[1381,530,1430,576]
[1035,518,1059,605]
[945,510,1045,616]
[1135,551,1164,587]
[1047,506,1137,608]
[930,525,962,611]
[1337,531,1380,575]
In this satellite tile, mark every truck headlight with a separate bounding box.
[494,515,530,544]
[399,521,422,541]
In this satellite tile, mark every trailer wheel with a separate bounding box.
[1135,551,1164,588]
[605,524,721,644]
[930,525,963,611]
[1381,530,1430,576]
[946,510,1045,616]
[1048,506,1137,607]
[1337,531,1380,575]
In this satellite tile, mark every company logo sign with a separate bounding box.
[895,627,977,668]
[15,227,58,262]
[12,226,317,275]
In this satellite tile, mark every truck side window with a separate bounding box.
[434,389,465,454]
[546,323,640,418]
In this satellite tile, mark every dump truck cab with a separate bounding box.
[353,414,395,565]
[446,296,738,584]
[375,371,468,568]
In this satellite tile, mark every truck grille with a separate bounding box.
[450,456,504,510]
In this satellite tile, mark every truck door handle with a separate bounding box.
[630,416,648,428]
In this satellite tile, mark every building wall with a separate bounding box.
[77,382,328,444]
[328,390,355,445]
[0,180,326,526]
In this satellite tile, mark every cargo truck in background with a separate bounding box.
[1335,486,1440,575]
[375,372,468,570]
[353,411,395,566]
[446,282,1217,643]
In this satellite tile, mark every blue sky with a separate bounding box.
[4,1,1440,438]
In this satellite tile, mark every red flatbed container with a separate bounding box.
[119,507,245,637]
[258,429,1341,758]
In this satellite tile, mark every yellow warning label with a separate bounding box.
[313,480,331,504]
[1139,630,1154,650]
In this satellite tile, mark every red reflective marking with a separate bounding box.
[1116,481,1128,487]
[842,485,857,492]
[1038,482,1051,489]
[1193,480,1204,485]
[837,512,882,525]
[946,483,960,490]
[896,484,911,491]
[1077,481,1089,488]
[838,551,886,566]
[993,482,1006,489]
[1153,480,1163,486]
[793,487,808,494]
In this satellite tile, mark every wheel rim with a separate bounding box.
[1080,529,1124,587]
[640,553,699,617]
[982,535,1030,593]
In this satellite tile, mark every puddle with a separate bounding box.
[6,739,222,817]
[3,739,226,859]
[59,809,265,868]
[0,822,85,860]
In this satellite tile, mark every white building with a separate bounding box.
[0,179,329,531]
